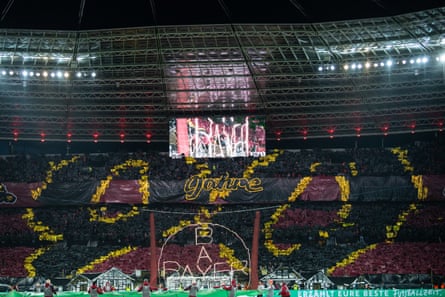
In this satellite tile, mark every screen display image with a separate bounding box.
[169,116,266,158]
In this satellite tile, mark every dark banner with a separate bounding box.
[348,176,417,202]
[422,175,445,201]
[37,181,100,205]
[0,175,443,207]
[149,177,341,204]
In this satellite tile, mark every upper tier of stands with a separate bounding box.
[0,141,444,183]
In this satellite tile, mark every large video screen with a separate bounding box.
[169,116,266,158]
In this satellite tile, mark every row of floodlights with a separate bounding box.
[0,70,97,78]
[318,54,445,72]
[2,54,445,78]
[273,122,444,141]
[10,131,153,143]
[10,123,444,143]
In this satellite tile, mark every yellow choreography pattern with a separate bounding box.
[218,243,249,273]
[327,243,378,275]
[92,159,149,204]
[23,208,63,242]
[76,246,137,275]
[88,206,141,223]
[24,247,49,277]
[31,156,80,200]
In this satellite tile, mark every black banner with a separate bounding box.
[1,174,435,207]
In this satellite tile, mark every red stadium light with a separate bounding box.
[328,128,335,139]
[120,133,125,143]
[66,132,72,143]
[146,132,152,143]
[381,125,389,136]
[409,122,416,134]
[354,127,361,137]
[93,132,99,143]
[275,130,282,141]
[302,129,308,140]
[40,132,46,142]
[13,130,19,141]
[438,121,444,132]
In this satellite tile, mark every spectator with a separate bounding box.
[223,280,237,297]
[266,280,275,297]
[185,282,199,297]
[43,279,57,297]
[88,281,103,297]
[278,283,290,297]
[102,281,115,292]
[137,279,152,297]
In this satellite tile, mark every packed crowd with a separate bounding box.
[0,141,444,183]
[1,200,444,279]
[0,140,444,281]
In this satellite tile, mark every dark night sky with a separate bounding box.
[0,0,444,30]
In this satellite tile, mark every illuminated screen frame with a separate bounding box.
[169,116,266,158]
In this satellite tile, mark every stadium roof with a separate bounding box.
[0,1,444,153]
